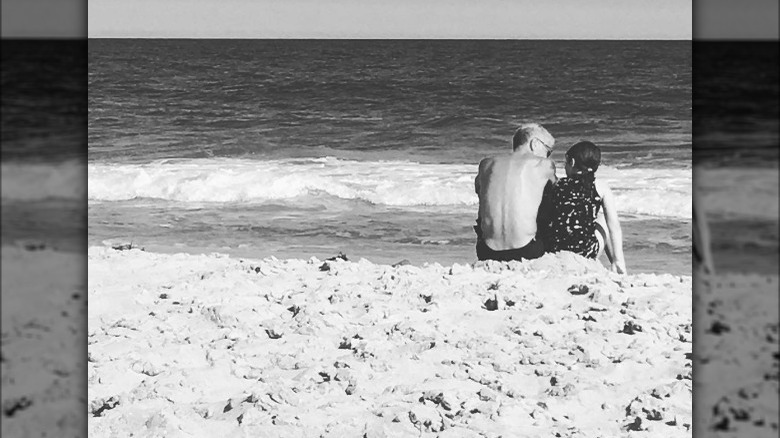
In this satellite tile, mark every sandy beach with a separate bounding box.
[3,244,772,437]
[1,246,86,438]
[694,274,779,437]
[87,247,694,437]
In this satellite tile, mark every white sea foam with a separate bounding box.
[1,161,86,202]
[88,157,692,219]
[698,167,779,221]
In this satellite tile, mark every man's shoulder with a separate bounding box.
[511,154,554,171]
[478,154,510,169]
[478,156,494,166]
[480,154,553,174]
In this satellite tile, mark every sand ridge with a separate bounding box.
[87,247,692,437]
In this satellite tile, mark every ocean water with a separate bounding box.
[88,39,693,274]
[693,42,779,275]
[1,40,87,253]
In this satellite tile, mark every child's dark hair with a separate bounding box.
[566,141,601,197]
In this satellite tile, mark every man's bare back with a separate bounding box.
[476,154,556,249]
[474,123,556,259]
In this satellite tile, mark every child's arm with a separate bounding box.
[474,161,484,239]
[596,180,627,274]
[693,195,715,274]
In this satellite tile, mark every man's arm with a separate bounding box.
[545,159,557,184]
[536,179,555,240]
[475,158,487,195]
[474,159,486,240]
[534,159,557,242]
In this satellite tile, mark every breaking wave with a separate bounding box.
[2,161,85,202]
[88,157,693,219]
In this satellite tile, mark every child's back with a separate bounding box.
[541,176,603,258]
[539,140,627,273]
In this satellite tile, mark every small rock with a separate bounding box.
[90,396,119,417]
[621,321,643,335]
[708,320,730,335]
[326,252,349,262]
[392,259,411,267]
[625,416,643,431]
[409,404,444,432]
[484,295,499,311]
[477,388,497,401]
[345,381,357,395]
[24,242,47,251]
[265,328,283,339]
[568,284,589,295]
[645,408,663,421]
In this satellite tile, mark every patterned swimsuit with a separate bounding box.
[541,177,603,259]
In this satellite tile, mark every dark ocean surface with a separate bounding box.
[693,42,779,275]
[1,40,86,253]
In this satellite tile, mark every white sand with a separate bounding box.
[87,247,693,437]
[1,246,86,438]
[694,274,779,437]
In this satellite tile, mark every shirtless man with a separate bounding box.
[474,123,557,261]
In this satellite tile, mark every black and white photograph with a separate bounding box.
[84,1,697,436]
[5,1,779,438]
[691,0,779,435]
[2,1,86,437]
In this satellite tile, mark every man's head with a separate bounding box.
[512,123,555,157]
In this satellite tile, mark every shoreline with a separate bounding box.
[0,239,86,255]
[90,239,693,277]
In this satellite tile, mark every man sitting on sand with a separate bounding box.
[474,123,557,261]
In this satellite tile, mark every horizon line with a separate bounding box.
[83,36,692,41]
[7,37,777,42]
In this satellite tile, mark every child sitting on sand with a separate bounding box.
[539,141,627,274]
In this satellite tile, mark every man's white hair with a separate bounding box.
[513,123,554,151]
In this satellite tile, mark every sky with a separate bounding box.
[695,0,779,39]
[0,0,777,39]
[87,0,691,39]
[1,0,84,38]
